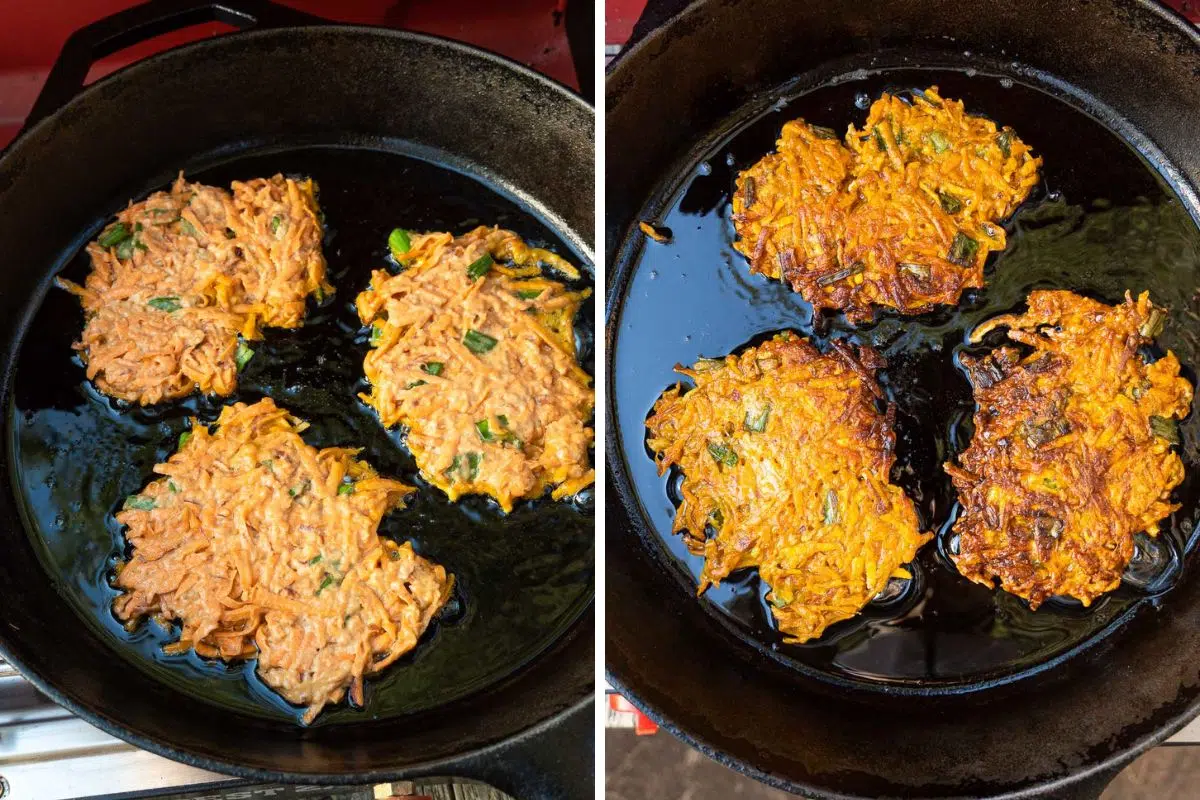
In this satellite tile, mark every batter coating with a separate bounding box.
[732,87,1040,322]
[946,291,1192,608]
[646,334,931,642]
[114,398,451,723]
[58,174,331,404]
[356,226,594,512]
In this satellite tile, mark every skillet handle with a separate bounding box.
[25,0,326,130]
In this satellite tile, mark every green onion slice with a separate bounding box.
[235,341,255,371]
[147,296,181,313]
[463,329,498,354]
[466,253,494,281]
[98,223,130,248]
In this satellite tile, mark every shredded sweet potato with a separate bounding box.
[356,226,594,512]
[646,333,931,642]
[113,398,451,723]
[57,174,332,404]
[732,87,1041,321]
[947,291,1192,607]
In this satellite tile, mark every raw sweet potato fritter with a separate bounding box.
[58,174,331,405]
[113,398,452,723]
[732,87,1041,321]
[356,226,594,512]
[946,291,1192,608]
[646,334,931,642]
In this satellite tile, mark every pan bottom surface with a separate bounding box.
[611,67,1200,691]
[9,143,595,725]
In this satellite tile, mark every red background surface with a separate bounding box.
[0,0,577,148]
[605,0,1200,44]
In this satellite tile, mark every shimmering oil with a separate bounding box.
[9,146,594,724]
[610,70,1200,687]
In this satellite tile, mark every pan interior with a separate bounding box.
[611,68,1200,690]
[9,144,594,725]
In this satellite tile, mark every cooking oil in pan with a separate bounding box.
[9,146,594,724]
[611,71,1200,687]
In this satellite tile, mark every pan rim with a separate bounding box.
[2,22,593,165]
[0,18,596,782]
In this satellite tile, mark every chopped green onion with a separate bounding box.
[811,125,838,140]
[223,228,236,240]
[938,191,963,214]
[465,452,481,481]
[476,419,495,442]
[872,126,887,152]
[315,575,334,595]
[405,380,427,389]
[823,489,839,525]
[289,479,311,498]
[308,555,322,565]
[947,232,979,266]
[421,361,444,376]
[178,431,192,449]
[770,595,788,609]
[1150,415,1181,445]
[180,220,198,237]
[928,130,951,153]
[168,480,179,493]
[388,549,401,561]
[708,508,724,530]
[124,495,156,511]
[466,253,494,281]
[516,289,543,300]
[1140,308,1165,339]
[744,403,771,433]
[997,130,1014,158]
[270,215,283,234]
[98,223,130,248]
[370,322,385,345]
[816,261,866,287]
[116,237,136,260]
[313,286,325,304]
[235,341,255,371]
[706,441,737,468]
[388,228,411,258]
[337,482,355,495]
[463,329,498,354]
[497,414,510,428]
[444,455,461,477]
[147,296,181,313]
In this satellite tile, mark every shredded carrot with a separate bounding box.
[56,173,333,405]
[113,398,452,723]
[356,226,595,512]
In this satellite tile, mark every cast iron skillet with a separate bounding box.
[606,1,1200,797]
[0,1,594,797]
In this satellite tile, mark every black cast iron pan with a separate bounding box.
[0,1,594,797]
[606,0,1200,797]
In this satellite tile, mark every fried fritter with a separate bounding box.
[732,87,1041,322]
[58,174,331,405]
[114,398,452,723]
[946,290,1192,608]
[356,226,594,512]
[646,333,931,642]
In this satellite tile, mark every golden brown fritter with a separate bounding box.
[58,174,331,405]
[946,291,1192,608]
[646,333,931,642]
[356,226,594,513]
[114,398,451,723]
[732,87,1041,322]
